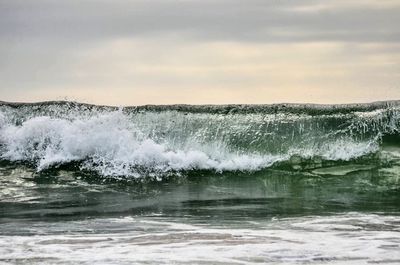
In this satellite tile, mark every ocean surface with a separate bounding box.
[0,100,400,264]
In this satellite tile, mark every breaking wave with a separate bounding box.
[0,100,399,178]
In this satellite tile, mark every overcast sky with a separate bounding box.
[1,0,399,105]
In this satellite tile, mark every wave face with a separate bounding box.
[0,101,399,178]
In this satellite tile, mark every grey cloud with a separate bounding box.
[0,0,399,43]
[1,0,399,103]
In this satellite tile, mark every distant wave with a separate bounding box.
[0,100,399,178]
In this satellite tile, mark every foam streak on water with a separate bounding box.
[1,214,400,264]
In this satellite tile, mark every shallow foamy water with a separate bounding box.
[1,213,400,265]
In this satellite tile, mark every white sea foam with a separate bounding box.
[0,110,285,177]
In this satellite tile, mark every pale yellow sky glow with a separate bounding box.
[6,40,399,105]
[1,0,399,105]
